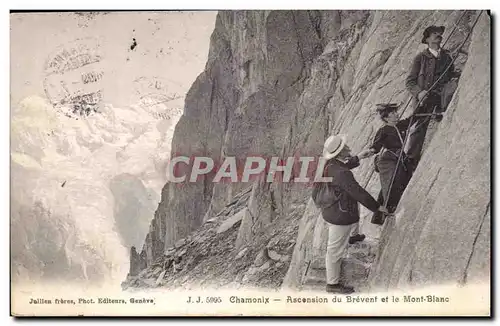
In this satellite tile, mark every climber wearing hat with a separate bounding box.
[360,103,414,224]
[405,25,458,170]
[318,134,387,294]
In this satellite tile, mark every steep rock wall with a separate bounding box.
[131,10,490,291]
[142,10,331,255]
[368,12,490,290]
[283,10,487,289]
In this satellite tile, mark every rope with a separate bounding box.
[368,10,470,191]
[304,11,478,284]
[372,10,472,188]
[386,10,469,112]
[397,10,474,119]
[442,10,469,46]
[381,10,484,213]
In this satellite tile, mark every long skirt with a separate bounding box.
[376,149,412,212]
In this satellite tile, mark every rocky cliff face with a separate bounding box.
[368,12,490,291]
[126,10,490,292]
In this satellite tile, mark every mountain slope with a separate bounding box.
[127,10,490,292]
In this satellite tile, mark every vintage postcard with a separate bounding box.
[10,9,491,317]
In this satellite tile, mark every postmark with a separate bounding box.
[133,76,183,120]
[43,37,105,116]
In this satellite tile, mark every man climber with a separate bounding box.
[405,25,459,170]
[315,135,387,293]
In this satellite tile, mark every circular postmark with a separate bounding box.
[43,37,104,116]
[133,76,183,120]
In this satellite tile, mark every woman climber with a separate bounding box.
[362,103,414,224]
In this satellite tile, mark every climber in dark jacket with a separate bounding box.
[322,140,377,242]
[361,103,414,224]
[322,155,381,226]
[319,134,387,294]
[405,25,458,169]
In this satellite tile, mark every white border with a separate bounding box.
[2,1,498,324]
[4,0,500,10]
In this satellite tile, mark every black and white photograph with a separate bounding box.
[8,8,491,317]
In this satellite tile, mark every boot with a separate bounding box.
[371,210,385,225]
[348,233,366,244]
[326,283,355,294]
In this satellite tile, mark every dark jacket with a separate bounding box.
[370,118,412,154]
[405,48,455,109]
[320,157,380,225]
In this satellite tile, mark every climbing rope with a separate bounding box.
[303,10,482,286]
[364,10,470,189]
[381,10,484,214]
[387,10,469,111]
[442,10,470,48]
[363,10,469,190]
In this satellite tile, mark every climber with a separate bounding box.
[360,103,414,224]
[316,134,387,294]
[333,143,376,244]
[404,25,459,171]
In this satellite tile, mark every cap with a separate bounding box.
[422,25,445,44]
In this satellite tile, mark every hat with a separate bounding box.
[376,103,399,114]
[322,134,347,160]
[422,25,445,44]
